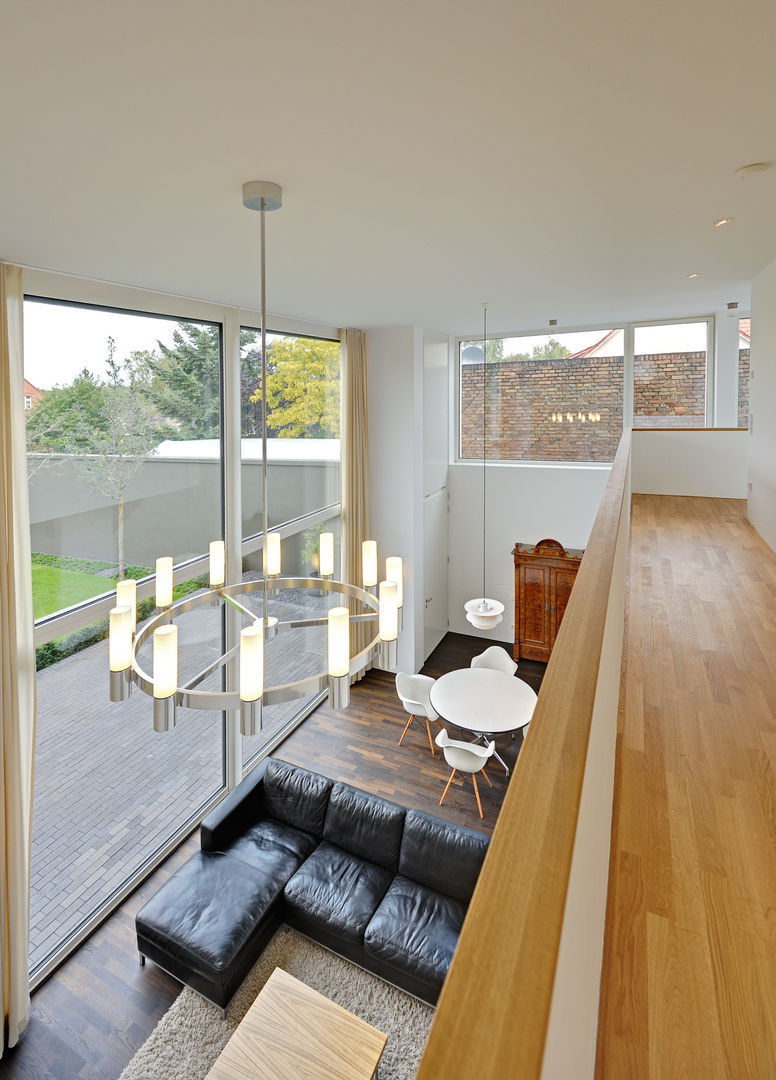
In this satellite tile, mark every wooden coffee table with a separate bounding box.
[205,967,387,1080]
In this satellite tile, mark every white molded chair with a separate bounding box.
[435,728,495,819]
[470,645,518,675]
[395,672,444,756]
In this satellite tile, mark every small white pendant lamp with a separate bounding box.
[464,304,504,631]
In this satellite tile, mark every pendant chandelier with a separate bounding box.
[463,303,504,631]
[108,181,402,733]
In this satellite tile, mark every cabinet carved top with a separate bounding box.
[512,537,585,560]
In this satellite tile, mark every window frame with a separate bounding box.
[23,268,342,986]
[454,314,717,465]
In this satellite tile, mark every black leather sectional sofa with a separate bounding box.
[136,757,489,1009]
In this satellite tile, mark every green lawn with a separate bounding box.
[32,564,115,620]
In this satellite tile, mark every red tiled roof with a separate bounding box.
[567,328,619,359]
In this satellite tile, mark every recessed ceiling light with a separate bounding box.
[714,217,733,227]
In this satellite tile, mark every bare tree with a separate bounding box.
[76,386,161,578]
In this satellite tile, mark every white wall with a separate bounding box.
[748,259,776,552]
[447,462,611,643]
[631,428,748,498]
[366,326,424,672]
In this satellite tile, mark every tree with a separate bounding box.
[143,322,221,438]
[250,337,341,438]
[25,369,107,453]
[76,385,160,577]
[460,337,505,364]
[507,338,572,363]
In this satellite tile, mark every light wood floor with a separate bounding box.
[597,495,776,1078]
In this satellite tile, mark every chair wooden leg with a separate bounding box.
[471,772,484,818]
[440,768,456,806]
[398,714,414,746]
[425,716,436,755]
[434,717,444,729]
[480,765,493,788]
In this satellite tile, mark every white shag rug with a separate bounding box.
[118,926,433,1080]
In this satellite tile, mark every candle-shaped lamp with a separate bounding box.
[378,580,398,669]
[156,557,173,609]
[362,540,377,589]
[152,624,178,731]
[327,606,350,709]
[209,540,225,587]
[319,532,334,578]
[115,579,137,629]
[266,532,281,577]
[239,622,264,736]
[109,605,133,701]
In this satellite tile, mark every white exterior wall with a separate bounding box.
[748,258,776,552]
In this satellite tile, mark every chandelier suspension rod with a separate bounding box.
[259,200,269,626]
[482,302,487,602]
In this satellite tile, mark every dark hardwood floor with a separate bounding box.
[0,634,543,1080]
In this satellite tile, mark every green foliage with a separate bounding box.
[250,337,341,438]
[25,368,108,452]
[507,338,572,363]
[31,552,149,577]
[35,572,210,671]
[144,322,221,438]
[36,616,110,671]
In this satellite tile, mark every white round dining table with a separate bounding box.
[429,667,538,776]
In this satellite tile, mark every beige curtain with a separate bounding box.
[0,264,35,1054]
[340,328,371,677]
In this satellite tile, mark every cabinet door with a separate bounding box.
[550,566,578,647]
[518,563,551,660]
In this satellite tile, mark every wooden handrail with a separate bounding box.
[416,430,632,1080]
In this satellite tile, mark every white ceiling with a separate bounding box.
[2,0,775,338]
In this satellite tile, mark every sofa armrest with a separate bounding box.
[201,758,270,852]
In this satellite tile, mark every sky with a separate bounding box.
[22,300,182,389]
[24,298,713,390]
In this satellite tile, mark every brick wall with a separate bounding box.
[461,355,623,463]
[461,350,709,461]
[633,351,706,424]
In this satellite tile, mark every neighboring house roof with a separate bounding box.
[567,329,620,359]
[739,317,750,344]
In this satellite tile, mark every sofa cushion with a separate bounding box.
[323,782,405,870]
[364,875,466,988]
[136,851,284,984]
[224,818,318,880]
[284,841,393,943]
[262,758,333,837]
[399,809,489,904]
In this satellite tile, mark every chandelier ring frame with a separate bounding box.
[129,576,379,710]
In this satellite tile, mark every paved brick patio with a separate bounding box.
[30,588,334,972]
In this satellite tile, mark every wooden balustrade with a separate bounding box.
[416,430,632,1080]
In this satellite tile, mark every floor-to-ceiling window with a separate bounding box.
[24,297,227,978]
[238,328,342,768]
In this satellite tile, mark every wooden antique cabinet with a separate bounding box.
[512,538,584,662]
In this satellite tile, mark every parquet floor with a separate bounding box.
[0,633,540,1080]
[597,495,776,1078]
